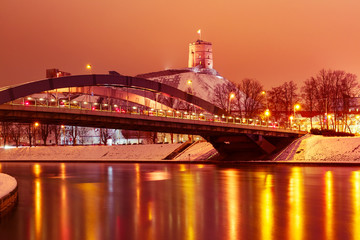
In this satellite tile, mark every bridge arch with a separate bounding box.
[0,74,226,115]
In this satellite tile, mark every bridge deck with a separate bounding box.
[0,104,306,138]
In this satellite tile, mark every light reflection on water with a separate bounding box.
[1,163,360,239]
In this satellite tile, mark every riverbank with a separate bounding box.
[0,135,359,163]
[0,144,182,161]
[284,135,360,162]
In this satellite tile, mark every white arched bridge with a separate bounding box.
[0,72,307,160]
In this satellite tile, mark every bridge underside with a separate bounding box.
[205,134,296,161]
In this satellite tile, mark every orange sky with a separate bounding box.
[1,0,360,90]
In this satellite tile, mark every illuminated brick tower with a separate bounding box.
[188,39,213,69]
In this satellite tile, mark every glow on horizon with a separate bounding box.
[2,1,360,90]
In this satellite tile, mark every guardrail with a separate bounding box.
[7,97,304,131]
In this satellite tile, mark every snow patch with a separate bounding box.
[0,173,17,199]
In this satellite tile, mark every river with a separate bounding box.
[0,162,359,239]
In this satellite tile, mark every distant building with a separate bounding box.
[188,39,213,69]
[46,68,71,78]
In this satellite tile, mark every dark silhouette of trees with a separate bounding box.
[9,123,22,147]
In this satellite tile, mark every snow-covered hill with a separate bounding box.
[137,67,233,104]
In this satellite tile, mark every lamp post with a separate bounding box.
[228,92,235,114]
[265,109,270,126]
[61,125,65,145]
[34,122,39,147]
[187,80,194,113]
[261,91,268,109]
[86,64,93,102]
[293,104,300,130]
[289,116,294,129]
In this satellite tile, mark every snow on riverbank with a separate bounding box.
[0,144,182,161]
[0,173,17,199]
[290,135,360,162]
[2,135,360,162]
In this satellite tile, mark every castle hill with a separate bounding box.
[2,1,360,239]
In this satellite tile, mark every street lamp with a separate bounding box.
[289,116,294,129]
[34,122,39,147]
[61,125,65,145]
[187,79,193,94]
[228,92,235,114]
[261,91,268,109]
[265,109,270,126]
[294,104,300,117]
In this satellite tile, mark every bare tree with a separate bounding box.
[302,69,359,131]
[302,78,317,128]
[0,121,11,146]
[268,86,285,122]
[67,126,79,146]
[40,123,50,146]
[212,82,236,111]
[237,78,264,118]
[24,123,37,147]
[99,128,113,145]
[50,125,62,146]
[78,127,91,145]
[9,123,23,147]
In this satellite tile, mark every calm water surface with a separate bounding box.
[0,162,360,240]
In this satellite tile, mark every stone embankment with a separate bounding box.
[0,173,17,216]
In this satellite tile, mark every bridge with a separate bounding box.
[0,73,307,160]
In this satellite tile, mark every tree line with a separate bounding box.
[213,69,359,131]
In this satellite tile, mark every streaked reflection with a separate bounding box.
[0,163,2,172]
[60,181,69,240]
[179,164,187,172]
[108,166,113,192]
[224,169,240,240]
[288,167,303,240]
[325,171,334,240]
[261,174,274,240]
[135,164,141,239]
[33,164,41,177]
[182,171,196,240]
[352,171,360,239]
[60,163,66,180]
[5,163,360,239]
[78,183,100,240]
[35,178,42,240]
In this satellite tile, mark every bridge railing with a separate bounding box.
[7,97,303,131]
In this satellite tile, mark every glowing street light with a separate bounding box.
[228,92,235,114]
[265,109,270,116]
[262,90,268,109]
[34,122,39,147]
[294,104,300,117]
[86,64,92,70]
